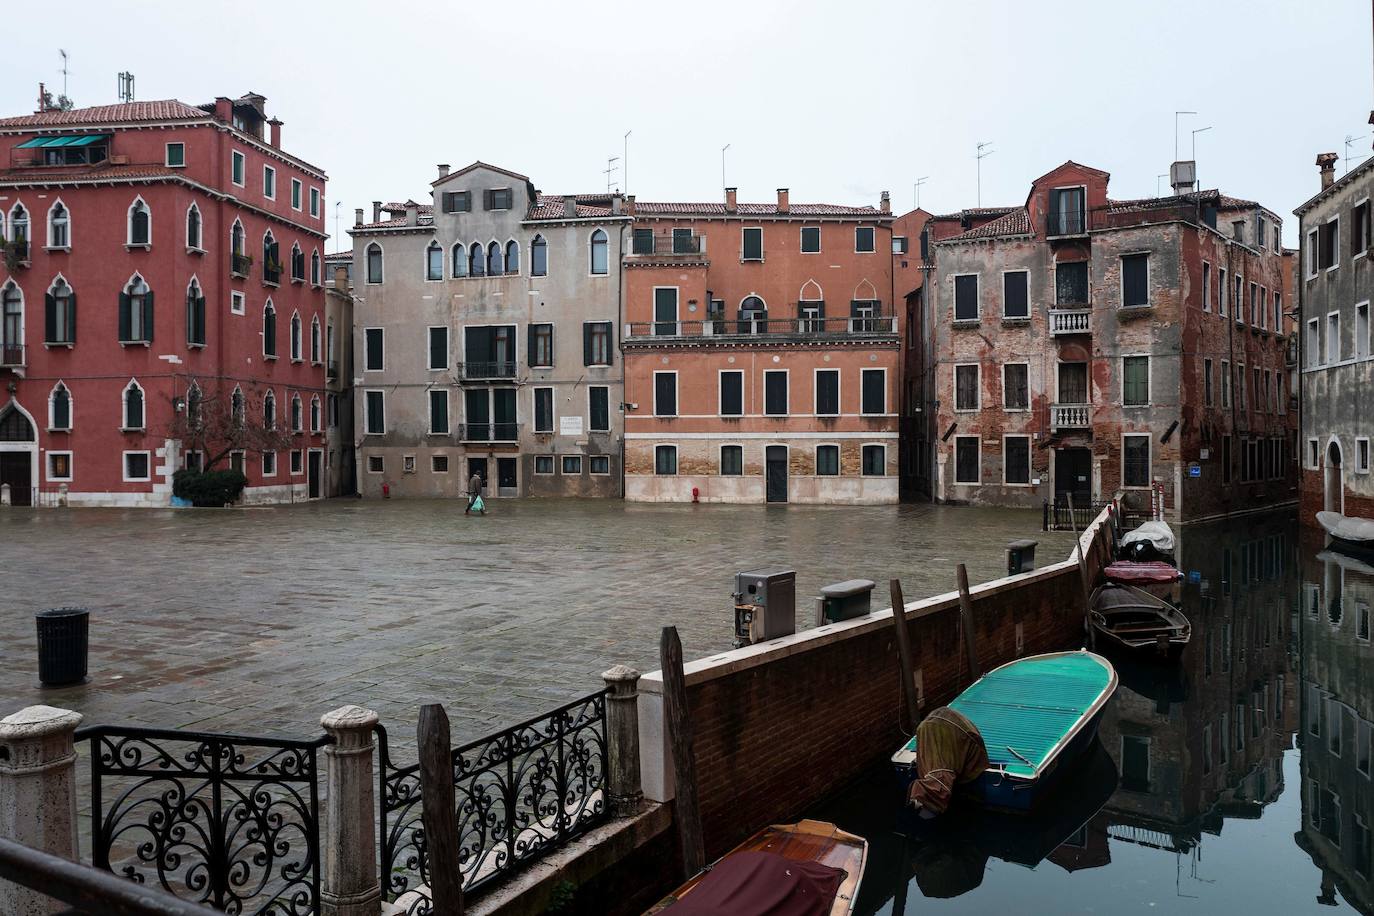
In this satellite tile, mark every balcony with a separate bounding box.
[0,343,24,368]
[460,422,519,443]
[1046,210,1087,238]
[1050,403,1090,430]
[231,253,252,277]
[458,361,518,381]
[627,232,707,262]
[625,315,897,342]
[1049,308,1091,336]
[263,262,282,286]
[4,240,31,268]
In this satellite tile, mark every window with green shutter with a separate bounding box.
[1122,253,1149,307]
[1123,356,1149,406]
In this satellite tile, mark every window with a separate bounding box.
[442,191,471,213]
[1359,303,1371,359]
[365,328,383,371]
[1123,434,1150,487]
[262,231,280,284]
[953,274,979,321]
[1329,311,1342,363]
[530,323,554,368]
[1308,317,1321,365]
[49,382,71,431]
[815,369,840,416]
[1356,200,1370,256]
[816,445,840,476]
[1274,292,1282,331]
[365,390,385,435]
[955,364,979,411]
[1237,362,1246,409]
[589,386,610,432]
[655,445,677,475]
[1005,435,1031,485]
[231,149,245,186]
[263,390,277,429]
[742,227,763,261]
[1122,253,1149,307]
[531,234,548,277]
[855,226,875,253]
[1234,275,1243,323]
[720,370,744,417]
[590,455,610,475]
[185,203,202,251]
[584,321,612,366]
[862,444,885,475]
[262,165,276,200]
[485,188,513,210]
[1002,271,1029,319]
[764,370,788,416]
[1123,356,1149,406]
[861,368,886,415]
[262,450,277,476]
[366,243,383,283]
[1049,187,1086,235]
[954,436,979,484]
[590,229,608,274]
[1003,363,1029,410]
[1,282,21,358]
[486,241,503,276]
[262,301,277,358]
[1359,438,1371,473]
[122,380,145,430]
[46,200,69,249]
[1320,218,1339,270]
[429,389,449,435]
[1247,282,1256,325]
[289,311,302,360]
[119,276,154,343]
[535,455,554,475]
[426,241,443,280]
[561,455,582,475]
[1121,736,1151,792]
[290,393,303,432]
[534,387,554,433]
[654,372,677,417]
[1200,261,1211,312]
[47,451,72,481]
[185,279,206,347]
[231,291,245,315]
[631,227,653,254]
[720,445,743,476]
[45,277,76,345]
[123,451,151,482]
[366,454,383,474]
[285,178,301,211]
[892,236,908,255]
[652,287,679,335]
[428,326,448,370]
[432,454,449,474]
[127,198,150,247]
[309,187,321,218]
[801,226,821,253]
[310,316,321,363]
[1204,358,1214,406]
[1218,267,1227,316]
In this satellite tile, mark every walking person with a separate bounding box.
[465,470,485,515]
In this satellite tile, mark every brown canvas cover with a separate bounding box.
[662,850,845,915]
[906,707,989,815]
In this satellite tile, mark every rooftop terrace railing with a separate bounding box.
[626,315,897,340]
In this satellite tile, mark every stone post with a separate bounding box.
[0,705,83,916]
[602,665,644,817]
[319,705,382,916]
[57,484,68,508]
[0,483,10,506]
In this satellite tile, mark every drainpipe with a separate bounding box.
[617,221,628,500]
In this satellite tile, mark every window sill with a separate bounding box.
[118,340,151,348]
[263,280,281,289]
[291,358,303,364]
[186,247,206,256]
[740,258,765,264]
[291,278,305,285]
[952,319,980,329]
[231,271,250,281]
[46,427,70,434]
[264,355,278,361]
[43,341,74,349]
[1000,316,1031,325]
[44,246,70,253]
[119,427,146,434]
[1120,304,1153,315]
[187,342,206,350]
[125,244,151,252]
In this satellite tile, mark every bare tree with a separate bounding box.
[166,376,300,471]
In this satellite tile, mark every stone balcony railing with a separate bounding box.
[1050,403,1090,430]
[1049,308,1091,336]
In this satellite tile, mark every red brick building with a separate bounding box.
[0,93,328,506]
[621,188,898,503]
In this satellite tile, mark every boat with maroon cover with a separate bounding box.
[1104,560,1182,586]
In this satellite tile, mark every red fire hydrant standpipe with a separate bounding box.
[691,486,700,503]
[382,483,390,498]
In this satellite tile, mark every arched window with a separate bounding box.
[127,198,150,246]
[1,281,22,364]
[47,200,69,249]
[310,395,321,433]
[263,389,277,429]
[310,315,321,363]
[230,218,246,274]
[366,242,383,283]
[122,379,145,430]
[291,393,303,432]
[186,277,206,347]
[290,310,302,361]
[231,386,245,427]
[9,204,30,251]
[119,275,153,344]
[590,229,608,275]
[310,250,321,285]
[425,241,444,280]
[49,382,72,431]
[186,203,202,250]
[486,241,503,276]
[263,231,280,284]
[45,276,76,346]
[451,242,468,278]
[739,295,767,333]
[291,243,305,282]
[263,300,277,357]
[186,382,202,429]
[468,242,484,277]
[531,234,548,277]
[505,240,520,274]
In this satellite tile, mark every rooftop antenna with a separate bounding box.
[1157,173,1169,197]
[58,49,69,101]
[623,130,632,194]
[914,176,929,210]
[1345,134,1368,173]
[1174,111,1197,160]
[721,143,731,189]
[603,156,620,193]
[1191,126,1212,190]
[975,142,994,207]
[334,201,341,249]
[117,71,135,103]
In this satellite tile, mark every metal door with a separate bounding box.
[1054,448,1091,503]
[765,446,788,503]
[307,451,322,499]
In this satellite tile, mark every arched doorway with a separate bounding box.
[1325,440,1344,515]
[0,401,37,507]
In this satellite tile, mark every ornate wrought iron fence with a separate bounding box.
[376,690,609,912]
[76,725,330,916]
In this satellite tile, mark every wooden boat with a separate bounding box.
[1090,583,1190,654]
[1118,520,1176,563]
[891,651,1118,812]
[645,819,866,915]
[1317,511,1374,560]
[1104,560,1182,585]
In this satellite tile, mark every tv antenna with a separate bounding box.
[623,130,632,194]
[1345,134,1368,173]
[721,143,731,188]
[975,142,994,206]
[59,50,69,99]
[1190,126,1212,190]
[1174,111,1197,160]
[914,176,929,210]
[118,71,135,103]
[603,156,620,193]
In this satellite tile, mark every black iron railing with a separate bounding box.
[1,343,24,367]
[1043,497,1109,531]
[458,361,518,380]
[628,315,896,339]
[231,253,252,277]
[263,263,282,286]
[376,690,608,910]
[1046,209,1087,236]
[76,725,330,916]
[629,232,705,256]
[460,422,519,442]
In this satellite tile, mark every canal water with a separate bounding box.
[808,510,1374,915]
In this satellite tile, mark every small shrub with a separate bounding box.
[173,469,248,507]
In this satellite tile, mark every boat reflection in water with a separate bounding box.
[807,510,1372,914]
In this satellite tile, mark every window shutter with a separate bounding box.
[44,293,56,343]
[583,324,593,366]
[527,324,538,366]
[850,299,861,316]
[196,297,206,344]
[143,290,154,342]
[816,300,826,319]
[68,292,77,343]
[601,322,613,366]
[118,292,131,341]
[483,189,493,210]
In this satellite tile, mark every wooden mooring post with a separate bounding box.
[889,579,920,731]
[1066,494,1096,650]
[417,703,464,916]
[661,626,705,880]
[955,564,980,679]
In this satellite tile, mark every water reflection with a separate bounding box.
[808,510,1372,914]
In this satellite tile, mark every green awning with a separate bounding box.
[15,134,107,149]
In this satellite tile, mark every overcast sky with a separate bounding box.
[4,0,1370,248]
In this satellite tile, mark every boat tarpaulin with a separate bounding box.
[662,850,844,916]
[1120,520,1175,552]
[905,707,989,815]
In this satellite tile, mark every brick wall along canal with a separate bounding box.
[807,510,1374,916]
[0,499,1070,749]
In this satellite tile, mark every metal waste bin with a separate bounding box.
[1006,539,1038,575]
[36,606,89,686]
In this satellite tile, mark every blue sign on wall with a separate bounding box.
[1188,464,1201,478]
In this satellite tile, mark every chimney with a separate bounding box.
[437,163,450,179]
[37,82,46,112]
[268,118,282,148]
[213,97,233,123]
[333,265,349,288]
[405,200,418,226]
[611,193,623,216]
[880,191,891,215]
[625,194,636,217]
[564,195,579,218]
[725,187,737,213]
[1169,161,1197,196]
[1317,152,1339,190]
[777,188,789,213]
[354,208,364,228]
[372,200,382,223]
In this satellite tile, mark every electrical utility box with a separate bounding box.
[814,578,877,626]
[733,569,796,648]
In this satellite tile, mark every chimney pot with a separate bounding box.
[611,193,623,216]
[725,187,738,213]
[880,191,891,215]
[268,118,282,149]
[564,195,579,218]
[354,208,364,228]
[1317,152,1339,190]
[437,163,450,178]
[777,188,789,213]
[405,201,418,226]
[372,200,382,223]
[625,194,636,217]
[213,97,233,124]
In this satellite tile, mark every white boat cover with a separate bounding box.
[1316,511,1374,543]
[1120,520,1175,553]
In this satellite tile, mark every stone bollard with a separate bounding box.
[319,706,382,916]
[0,705,83,916]
[57,484,68,508]
[602,665,644,817]
[0,483,10,507]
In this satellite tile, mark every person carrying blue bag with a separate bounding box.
[465,470,486,515]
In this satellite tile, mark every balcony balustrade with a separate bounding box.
[1049,308,1091,336]
[458,360,518,381]
[1050,403,1091,430]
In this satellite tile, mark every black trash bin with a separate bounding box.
[36,607,89,686]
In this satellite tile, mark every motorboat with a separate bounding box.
[1316,511,1374,560]
[1118,520,1176,563]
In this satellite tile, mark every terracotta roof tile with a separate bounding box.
[943,208,1031,241]
[324,251,352,261]
[383,201,434,216]
[0,162,181,185]
[527,194,615,220]
[634,201,881,217]
[932,206,1016,220]
[0,100,208,128]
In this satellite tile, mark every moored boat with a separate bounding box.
[645,819,867,915]
[1090,582,1190,655]
[891,650,1118,813]
[1316,511,1374,561]
[1118,520,1176,563]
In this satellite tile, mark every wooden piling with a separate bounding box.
[417,703,464,916]
[661,626,705,879]
[889,579,920,732]
[1066,494,1096,650]
[955,564,980,679]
